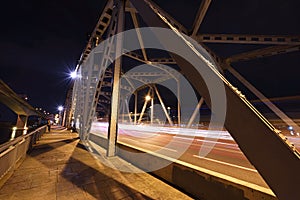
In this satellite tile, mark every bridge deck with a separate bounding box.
[0,126,192,200]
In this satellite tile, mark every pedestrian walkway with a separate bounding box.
[0,126,193,200]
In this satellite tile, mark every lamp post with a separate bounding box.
[167,106,171,116]
[58,106,63,125]
[145,95,153,125]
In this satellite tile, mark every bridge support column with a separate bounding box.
[107,0,125,157]
[16,115,28,129]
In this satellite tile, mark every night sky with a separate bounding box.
[0,0,106,113]
[0,0,300,114]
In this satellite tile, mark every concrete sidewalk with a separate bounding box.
[0,126,193,200]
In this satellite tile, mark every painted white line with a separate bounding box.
[122,138,178,152]
[193,155,257,173]
[196,139,238,147]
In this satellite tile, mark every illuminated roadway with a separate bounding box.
[90,122,300,190]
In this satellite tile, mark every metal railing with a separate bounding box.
[0,125,46,182]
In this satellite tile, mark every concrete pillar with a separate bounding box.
[16,115,27,128]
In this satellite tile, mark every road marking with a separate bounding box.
[193,155,257,172]
[204,146,243,154]
[196,139,238,146]
[122,138,178,152]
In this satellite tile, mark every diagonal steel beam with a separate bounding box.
[80,0,114,64]
[153,85,174,126]
[187,97,204,128]
[228,66,300,134]
[138,88,152,124]
[226,45,300,64]
[191,0,212,37]
[140,0,188,34]
[130,10,149,61]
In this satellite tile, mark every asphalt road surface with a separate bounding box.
[90,122,300,189]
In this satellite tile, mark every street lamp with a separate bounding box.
[145,95,151,101]
[145,95,153,125]
[167,106,171,116]
[58,106,63,125]
[70,71,77,79]
[58,106,63,112]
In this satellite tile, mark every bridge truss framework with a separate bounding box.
[65,1,300,199]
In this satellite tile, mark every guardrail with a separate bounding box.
[0,125,46,185]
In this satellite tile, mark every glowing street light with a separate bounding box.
[145,95,151,101]
[144,95,154,124]
[70,71,77,79]
[58,106,64,125]
[167,106,171,116]
[58,106,63,112]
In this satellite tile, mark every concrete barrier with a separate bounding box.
[89,133,277,200]
[0,126,46,187]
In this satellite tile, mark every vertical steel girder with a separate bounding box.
[129,0,300,199]
[107,0,125,157]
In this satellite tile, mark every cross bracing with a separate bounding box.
[66,1,300,199]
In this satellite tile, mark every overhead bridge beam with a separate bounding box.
[130,0,300,199]
[0,80,38,116]
[196,34,300,45]
[226,45,300,64]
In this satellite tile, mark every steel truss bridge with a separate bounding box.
[65,0,300,199]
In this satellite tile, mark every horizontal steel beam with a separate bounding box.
[226,45,300,63]
[197,34,300,45]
